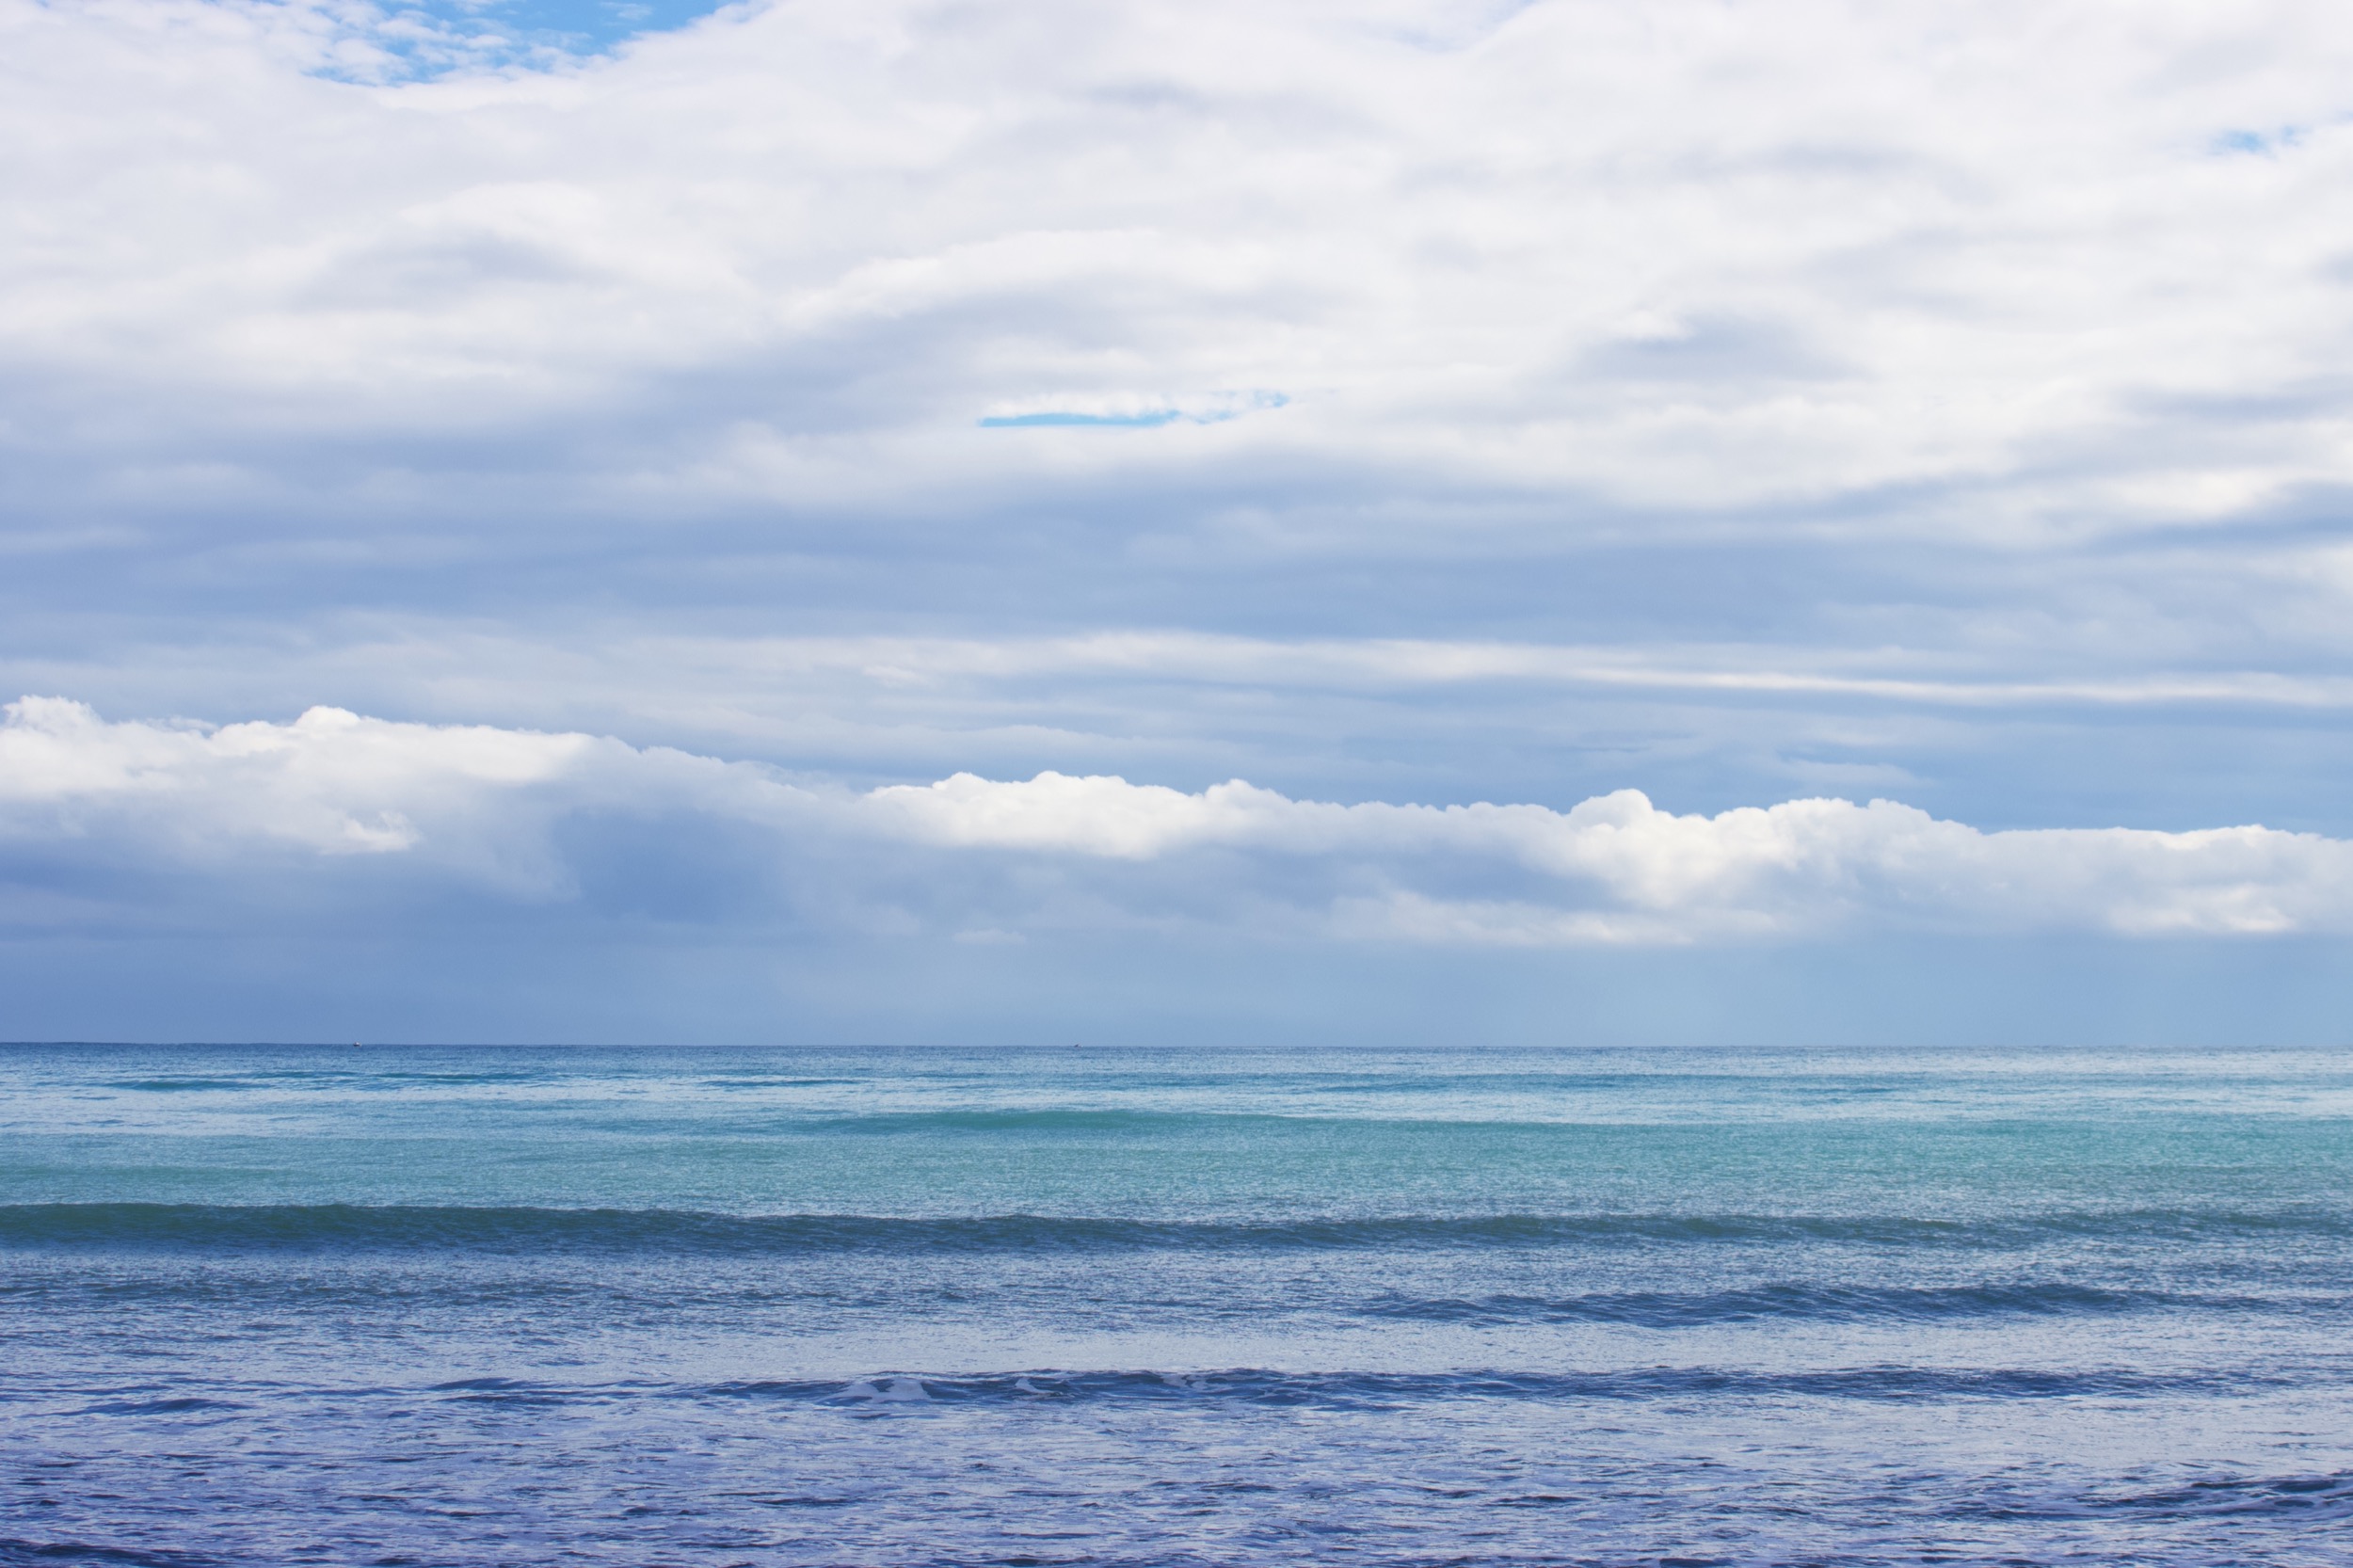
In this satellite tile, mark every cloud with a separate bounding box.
[873,769,2348,939]
[6,696,2346,943]
[503,629,2353,712]
[0,695,803,894]
[8,0,2353,537]
[8,2,2353,1038]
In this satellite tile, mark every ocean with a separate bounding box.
[1,1043,2347,1566]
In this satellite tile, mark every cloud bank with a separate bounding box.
[7,697,2345,946]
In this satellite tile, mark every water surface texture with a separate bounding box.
[2,1044,2349,1565]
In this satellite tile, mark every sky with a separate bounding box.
[5,0,2353,1046]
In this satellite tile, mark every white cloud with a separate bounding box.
[5,696,2346,942]
[872,768,2350,938]
[535,629,2353,711]
[7,0,2353,535]
[0,695,806,892]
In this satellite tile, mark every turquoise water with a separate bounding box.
[2,1045,2349,1564]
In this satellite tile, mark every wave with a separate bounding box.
[0,1543,227,1568]
[205,1365,2299,1410]
[3,1202,2346,1257]
[49,1367,2312,1417]
[1353,1281,2288,1325]
[1953,1469,2353,1523]
[746,1365,2292,1405]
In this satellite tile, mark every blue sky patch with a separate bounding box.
[2212,126,2302,156]
[324,0,738,76]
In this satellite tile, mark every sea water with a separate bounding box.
[1,1044,2348,1566]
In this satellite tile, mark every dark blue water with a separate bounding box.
[2,1045,2349,1565]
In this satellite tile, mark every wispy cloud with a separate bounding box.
[569,631,2353,712]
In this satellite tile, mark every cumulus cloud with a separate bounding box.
[0,695,805,893]
[6,696,2346,943]
[873,770,2351,939]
